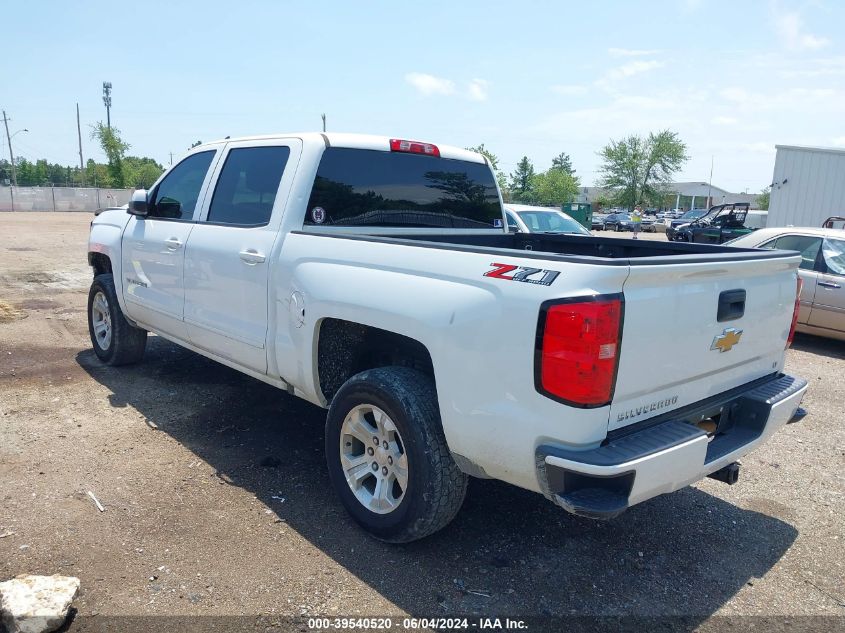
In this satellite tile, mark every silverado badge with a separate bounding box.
[711,327,743,353]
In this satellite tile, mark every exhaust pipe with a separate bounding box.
[708,462,740,485]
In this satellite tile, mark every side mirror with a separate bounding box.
[128,189,149,217]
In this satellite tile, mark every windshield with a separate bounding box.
[682,209,706,219]
[517,210,590,234]
[305,148,503,229]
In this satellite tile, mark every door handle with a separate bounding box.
[164,237,183,250]
[239,249,266,265]
[818,281,841,289]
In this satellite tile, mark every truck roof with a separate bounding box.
[197,132,487,164]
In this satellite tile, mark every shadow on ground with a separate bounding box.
[792,331,845,360]
[78,337,798,618]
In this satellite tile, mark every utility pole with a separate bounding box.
[321,113,326,133]
[76,103,85,185]
[102,82,112,129]
[2,110,16,211]
[706,155,714,208]
[169,152,173,166]
[2,110,18,187]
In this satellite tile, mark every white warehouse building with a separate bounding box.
[767,145,845,228]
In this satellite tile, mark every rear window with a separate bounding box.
[517,211,589,234]
[304,148,503,229]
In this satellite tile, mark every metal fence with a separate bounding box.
[0,186,134,212]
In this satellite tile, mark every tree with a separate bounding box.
[123,156,164,189]
[91,122,130,188]
[86,158,110,188]
[592,192,614,211]
[551,152,576,177]
[509,156,536,202]
[758,186,770,210]
[598,130,688,211]
[531,169,580,207]
[190,140,203,149]
[466,143,508,199]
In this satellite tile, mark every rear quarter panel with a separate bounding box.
[273,233,629,492]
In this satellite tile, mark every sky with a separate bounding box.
[3,0,844,193]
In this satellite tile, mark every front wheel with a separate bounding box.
[88,273,147,365]
[325,367,468,542]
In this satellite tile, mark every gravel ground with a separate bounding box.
[0,213,843,629]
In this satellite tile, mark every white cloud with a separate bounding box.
[771,7,830,51]
[781,55,845,78]
[712,116,738,125]
[833,137,845,147]
[551,84,588,95]
[719,86,841,113]
[405,72,455,96]
[608,48,660,57]
[604,60,664,82]
[740,142,776,154]
[719,87,758,105]
[467,79,489,102]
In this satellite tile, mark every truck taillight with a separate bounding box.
[389,138,440,157]
[787,277,803,349]
[535,295,623,407]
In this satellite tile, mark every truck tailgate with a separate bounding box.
[609,254,800,431]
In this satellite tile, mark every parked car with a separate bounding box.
[664,208,711,236]
[726,225,845,341]
[669,203,766,244]
[504,204,591,235]
[87,132,806,541]
[603,212,633,231]
[591,213,607,230]
[659,209,684,220]
[601,212,655,232]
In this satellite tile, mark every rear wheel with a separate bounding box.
[87,274,147,365]
[325,367,467,542]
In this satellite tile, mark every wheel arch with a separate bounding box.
[315,318,435,406]
[88,251,113,276]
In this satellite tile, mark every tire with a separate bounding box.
[87,273,147,366]
[615,224,621,232]
[325,367,468,542]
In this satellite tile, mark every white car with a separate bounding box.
[87,133,807,541]
[727,226,845,341]
[504,204,591,235]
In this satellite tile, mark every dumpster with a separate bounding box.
[562,202,592,230]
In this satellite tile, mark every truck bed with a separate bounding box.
[297,231,794,265]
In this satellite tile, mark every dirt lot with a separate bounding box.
[1,213,843,628]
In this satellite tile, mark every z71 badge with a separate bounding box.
[484,263,560,286]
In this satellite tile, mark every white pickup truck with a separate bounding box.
[87,133,808,542]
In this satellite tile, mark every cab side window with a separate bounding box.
[772,235,823,271]
[206,146,290,226]
[506,212,519,231]
[149,151,215,220]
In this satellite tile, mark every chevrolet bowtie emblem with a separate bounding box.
[711,327,743,353]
